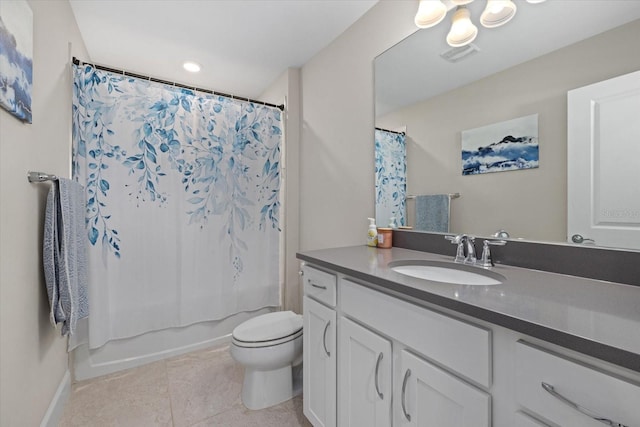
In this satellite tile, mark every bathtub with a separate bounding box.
[71,307,275,381]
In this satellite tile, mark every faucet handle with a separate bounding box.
[479,239,507,268]
[444,234,462,244]
[445,234,466,263]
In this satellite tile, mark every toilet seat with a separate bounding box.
[232,328,302,348]
[232,311,303,348]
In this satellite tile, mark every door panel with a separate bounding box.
[568,70,640,249]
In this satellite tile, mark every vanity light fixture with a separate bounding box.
[447,7,478,47]
[480,0,517,28]
[183,61,201,73]
[415,0,545,47]
[414,0,447,28]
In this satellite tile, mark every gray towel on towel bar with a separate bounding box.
[43,178,88,336]
[414,194,450,232]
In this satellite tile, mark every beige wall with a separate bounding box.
[377,20,640,242]
[299,1,417,251]
[0,1,88,426]
[259,68,303,313]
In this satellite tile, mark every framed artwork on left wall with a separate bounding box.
[0,0,33,123]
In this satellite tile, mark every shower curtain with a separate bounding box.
[375,129,406,227]
[72,64,282,349]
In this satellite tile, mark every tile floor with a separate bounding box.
[59,345,312,427]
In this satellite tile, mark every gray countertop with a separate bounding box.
[297,245,640,373]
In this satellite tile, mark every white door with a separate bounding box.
[567,70,640,249]
[303,296,337,427]
[394,350,490,427]
[338,317,392,427]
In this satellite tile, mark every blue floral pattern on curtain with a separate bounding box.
[375,129,406,227]
[72,64,282,348]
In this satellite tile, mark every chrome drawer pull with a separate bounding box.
[310,281,327,290]
[402,369,412,421]
[374,352,384,400]
[322,321,331,357]
[541,382,628,427]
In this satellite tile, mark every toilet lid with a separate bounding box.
[232,311,303,343]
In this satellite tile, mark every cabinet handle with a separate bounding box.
[401,369,412,421]
[322,321,331,357]
[374,352,384,400]
[310,281,327,290]
[541,382,628,427]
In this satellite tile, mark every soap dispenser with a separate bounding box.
[367,218,378,247]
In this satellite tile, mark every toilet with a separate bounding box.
[230,310,303,410]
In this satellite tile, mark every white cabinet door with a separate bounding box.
[338,317,392,427]
[568,70,640,249]
[395,350,490,427]
[303,296,337,427]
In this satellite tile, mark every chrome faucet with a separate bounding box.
[445,234,476,264]
[446,235,506,268]
[464,236,477,265]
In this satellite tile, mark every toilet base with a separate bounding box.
[241,365,301,410]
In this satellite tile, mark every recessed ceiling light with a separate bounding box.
[183,61,201,73]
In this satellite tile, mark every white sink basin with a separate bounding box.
[389,260,504,286]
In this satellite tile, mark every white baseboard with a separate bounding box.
[40,370,71,427]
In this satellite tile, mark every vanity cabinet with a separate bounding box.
[301,260,640,427]
[303,265,338,427]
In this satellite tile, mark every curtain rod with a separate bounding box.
[72,57,285,111]
[375,127,405,136]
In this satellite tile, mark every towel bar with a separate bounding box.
[406,193,460,200]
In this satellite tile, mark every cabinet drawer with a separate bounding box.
[303,265,337,308]
[514,411,550,427]
[516,340,640,427]
[341,278,491,388]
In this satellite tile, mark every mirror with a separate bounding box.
[374,1,640,250]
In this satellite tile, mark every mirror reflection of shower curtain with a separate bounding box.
[375,129,406,227]
[71,64,282,349]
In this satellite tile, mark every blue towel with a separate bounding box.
[43,178,88,336]
[414,194,450,232]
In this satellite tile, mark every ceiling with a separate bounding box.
[376,1,640,116]
[69,0,378,99]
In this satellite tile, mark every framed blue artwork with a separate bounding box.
[0,0,33,123]
[462,114,539,175]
